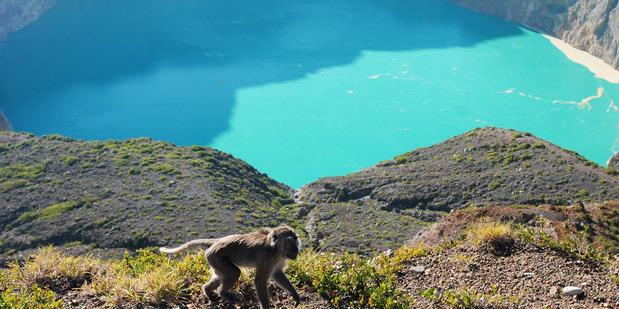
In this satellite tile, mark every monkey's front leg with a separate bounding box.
[254,270,271,309]
[272,270,300,304]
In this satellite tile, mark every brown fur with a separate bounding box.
[159,225,301,309]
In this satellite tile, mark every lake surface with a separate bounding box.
[1,0,619,187]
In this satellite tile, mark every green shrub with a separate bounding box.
[575,189,589,198]
[62,156,79,166]
[151,163,178,175]
[420,288,476,308]
[0,163,46,180]
[0,285,62,309]
[515,227,609,264]
[487,180,501,191]
[0,179,30,193]
[18,201,80,222]
[532,142,545,149]
[287,250,414,309]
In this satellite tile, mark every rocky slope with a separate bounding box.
[299,127,619,253]
[454,0,619,69]
[0,0,54,40]
[401,202,619,308]
[0,131,297,264]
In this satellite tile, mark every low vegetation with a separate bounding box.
[1,219,616,308]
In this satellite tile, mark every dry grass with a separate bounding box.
[87,266,186,307]
[6,246,100,292]
[466,221,515,255]
[83,249,211,307]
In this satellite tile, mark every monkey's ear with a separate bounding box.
[268,231,278,248]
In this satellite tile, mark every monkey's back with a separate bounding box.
[205,232,277,268]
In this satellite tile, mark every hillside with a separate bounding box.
[3,127,619,260]
[1,128,619,307]
[0,131,297,264]
[454,0,619,70]
[299,127,619,253]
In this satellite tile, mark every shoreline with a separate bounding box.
[543,34,619,84]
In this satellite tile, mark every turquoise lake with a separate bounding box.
[1,0,619,188]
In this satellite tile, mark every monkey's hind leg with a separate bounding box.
[208,256,241,302]
[202,272,221,295]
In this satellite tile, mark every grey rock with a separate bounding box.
[455,0,619,70]
[549,286,559,296]
[608,153,619,171]
[562,286,584,296]
[412,265,426,273]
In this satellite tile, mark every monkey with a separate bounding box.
[159,225,301,309]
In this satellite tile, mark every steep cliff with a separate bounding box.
[455,0,619,70]
[0,0,55,40]
[0,111,10,131]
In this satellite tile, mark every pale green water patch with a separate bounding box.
[212,28,619,187]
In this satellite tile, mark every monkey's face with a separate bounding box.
[274,230,300,259]
[283,234,300,259]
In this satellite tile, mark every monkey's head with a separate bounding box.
[268,225,300,260]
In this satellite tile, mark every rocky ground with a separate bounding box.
[61,286,330,309]
[400,242,619,308]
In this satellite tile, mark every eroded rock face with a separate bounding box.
[608,152,619,171]
[455,0,619,69]
[0,111,11,131]
[0,0,55,40]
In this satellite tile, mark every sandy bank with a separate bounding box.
[544,34,619,83]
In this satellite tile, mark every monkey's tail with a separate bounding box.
[159,238,217,254]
